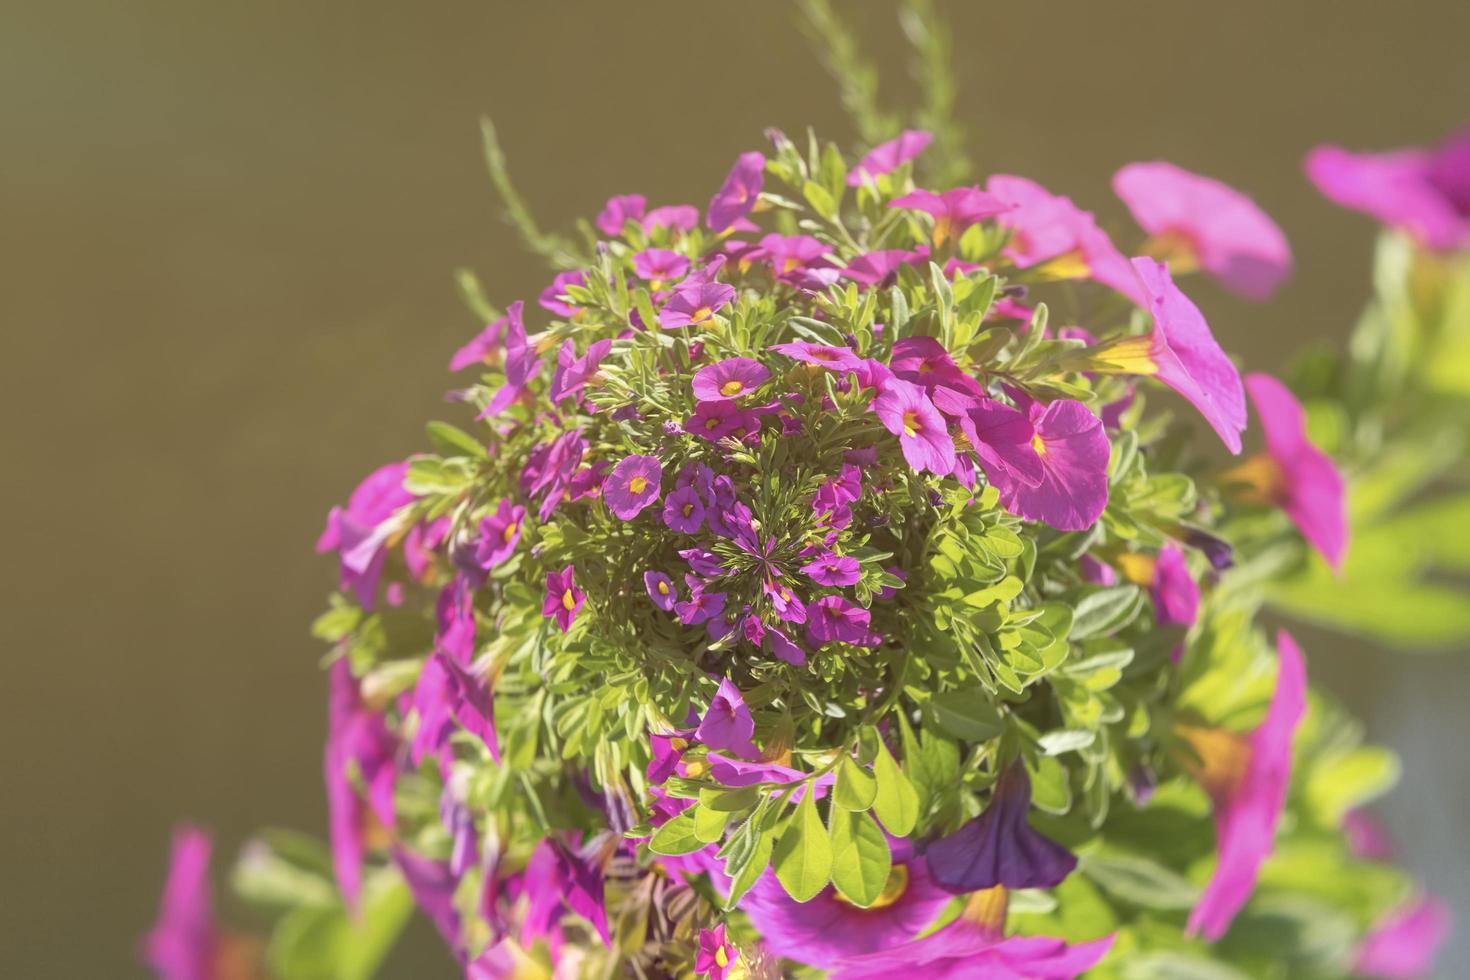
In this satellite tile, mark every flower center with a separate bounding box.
[690,306,714,324]
[720,379,745,396]
[629,476,649,495]
[902,410,922,437]
[561,589,577,612]
[705,417,722,431]
[503,522,518,543]
[657,580,670,595]
[715,946,730,968]
[811,348,836,361]
[682,502,696,518]
[1031,433,1048,457]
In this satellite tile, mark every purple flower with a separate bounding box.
[474,499,524,570]
[662,486,705,534]
[707,151,765,232]
[685,400,760,443]
[603,454,663,520]
[1095,258,1248,454]
[641,204,700,233]
[739,838,953,968]
[768,626,807,666]
[692,357,770,402]
[596,193,646,236]
[800,551,861,586]
[742,233,831,282]
[843,249,919,287]
[659,281,737,329]
[874,379,957,476]
[143,826,221,980]
[696,924,739,980]
[522,835,612,948]
[643,570,677,612]
[1306,128,1470,251]
[830,917,1116,980]
[448,314,506,372]
[325,658,398,912]
[316,461,414,610]
[993,399,1110,531]
[695,677,758,759]
[549,338,612,405]
[632,247,690,286]
[477,301,544,420]
[680,547,725,578]
[523,428,586,522]
[807,595,879,647]
[392,848,464,957]
[1354,894,1453,980]
[542,565,585,633]
[1151,544,1200,627]
[1184,630,1307,941]
[959,397,1045,490]
[675,579,727,626]
[1114,161,1292,300]
[764,576,808,625]
[1231,373,1348,570]
[925,761,1078,893]
[435,651,499,762]
[538,269,585,317]
[889,186,1011,245]
[849,129,933,185]
[770,340,866,372]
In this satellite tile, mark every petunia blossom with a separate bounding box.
[695,677,758,759]
[994,399,1110,531]
[538,269,586,318]
[325,658,398,912]
[477,301,544,420]
[596,193,646,236]
[641,204,700,233]
[770,340,865,372]
[741,233,831,283]
[448,313,507,372]
[1354,894,1453,980]
[143,826,224,980]
[1183,629,1308,941]
[1151,544,1201,627]
[874,379,957,476]
[643,570,676,612]
[843,249,919,287]
[603,455,663,520]
[707,151,765,232]
[675,579,727,627]
[1092,258,1247,453]
[662,485,705,535]
[889,186,1011,245]
[692,357,770,402]
[848,129,933,185]
[1230,373,1348,570]
[925,761,1078,893]
[1305,128,1470,252]
[695,924,740,980]
[631,248,690,286]
[685,400,761,444]
[316,461,414,610]
[542,565,585,633]
[1113,161,1292,300]
[474,499,525,570]
[659,281,737,329]
[549,338,612,405]
[807,595,879,647]
[800,551,861,587]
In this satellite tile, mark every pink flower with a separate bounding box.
[770,340,865,372]
[632,248,690,285]
[889,186,1011,244]
[143,826,220,980]
[768,625,807,666]
[538,269,586,317]
[474,499,525,569]
[707,151,765,232]
[800,551,861,587]
[477,301,545,420]
[959,398,1045,490]
[660,281,737,329]
[1234,373,1348,570]
[596,193,646,236]
[830,915,1116,980]
[843,249,919,286]
[695,677,758,758]
[448,314,506,372]
[1094,259,1248,453]
[1184,630,1308,941]
[662,485,705,534]
[692,357,770,403]
[1354,894,1453,980]
[741,233,831,282]
[676,579,727,626]
[542,565,585,632]
[889,336,983,397]
[603,455,663,520]
[874,379,957,476]
[685,400,760,443]
[325,658,398,911]
[807,595,879,647]
[986,174,1146,306]
[316,461,414,610]
[644,570,676,612]
[849,129,933,185]
[1306,127,1470,252]
[695,924,739,980]
[1150,544,1201,627]
[549,338,612,405]
[992,399,1110,531]
[1113,161,1292,300]
[641,204,700,233]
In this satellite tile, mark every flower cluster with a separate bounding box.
[148,119,1466,980]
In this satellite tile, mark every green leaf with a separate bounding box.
[724,825,774,908]
[695,803,731,844]
[648,809,706,856]
[425,421,487,459]
[872,739,919,836]
[802,180,837,220]
[699,785,761,812]
[828,808,891,907]
[928,688,1004,742]
[772,790,832,902]
[1079,851,1198,909]
[1069,585,1144,640]
[1306,747,1401,824]
[834,754,878,811]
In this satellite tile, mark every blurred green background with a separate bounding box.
[4,1,1468,975]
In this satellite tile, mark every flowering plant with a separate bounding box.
[145,9,1467,980]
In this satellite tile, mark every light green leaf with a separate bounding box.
[772,790,833,902]
[648,809,706,856]
[828,808,891,907]
[834,754,878,812]
[928,688,1004,742]
[1080,852,1197,910]
[872,739,919,836]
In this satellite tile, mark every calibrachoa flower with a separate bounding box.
[770,340,865,372]
[707,151,765,232]
[478,300,542,420]
[632,247,691,285]
[325,658,397,911]
[695,677,758,758]
[1353,894,1453,980]
[695,924,739,980]
[874,378,957,476]
[692,357,770,402]
[1183,629,1307,941]
[662,485,705,534]
[994,399,1110,531]
[800,550,861,586]
[144,827,236,980]
[807,595,879,647]
[475,498,525,569]
[848,129,933,185]
[889,185,1011,244]
[1113,161,1292,300]
[644,570,676,611]
[539,269,586,317]
[542,564,585,632]
[1232,372,1348,569]
[843,248,918,286]
[316,461,414,610]
[603,454,663,520]
[643,204,701,232]
[549,337,611,405]
[596,193,645,236]
[660,281,737,329]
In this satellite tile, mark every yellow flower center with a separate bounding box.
[629,476,649,495]
[720,379,745,396]
[1092,334,1161,376]
[1175,724,1251,804]
[705,417,722,431]
[1115,552,1157,586]
[1031,433,1048,457]
[503,522,518,543]
[902,410,922,437]
[561,589,577,611]
[1220,454,1288,506]
[811,348,837,361]
[669,737,689,751]
[690,306,714,324]
[657,579,670,595]
[1144,228,1202,275]
[715,946,731,968]
[682,502,696,518]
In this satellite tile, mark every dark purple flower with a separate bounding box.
[644,570,676,612]
[707,151,765,232]
[603,454,663,520]
[692,356,770,402]
[807,595,879,647]
[675,579,727,626]
[541,565,584,633]
[800,551,861,587]
[662,485,705,534]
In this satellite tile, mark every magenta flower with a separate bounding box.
[477,301,545,420]
[1354,894,1453,980]
[685,400,760,443]
[1235,373,1348,570]
[695,677,758,759]
[768,625,807,666]
[316,461,414,610]
[474,499,524,569]
[1185,629,1308,941]
[800,551,861,586]
[448,313,506,372]
[740,838,953,968]
[675,579,727,626]
[542,565,585,633]
[1113,161,1292,300]
[662,486,705,534]
[522,836,611,948]
[813,463,863,528]
[849,129,933,185]
[959,397,1044,490]
[874,379,957,476]
[807,595,879,647]
[742,233,831,282]
[644,570,676,612]
[1150,543,1201,627]
[925,762,1078,893]
[596,193,646,236]
[986,173,1147,306]
[692,357,770,402]
[830,919,1116,980]
[1306,127,1470,252]
[770,340,865,372]
[1095,258,1248,453]
[143,826,220,980]
[843,249,919,286]
[325,658,398,912]
[696,924,739,980]
[603,455,663,520]
[632,247,690,285]
[659,281,737,329]
[523,428,587,522]
[993,398,1109,531]
[436,651,499,763]
[707,151,765,232]
[538,269,586,318]
[549,338,612,405]
[889,186,1011,244]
